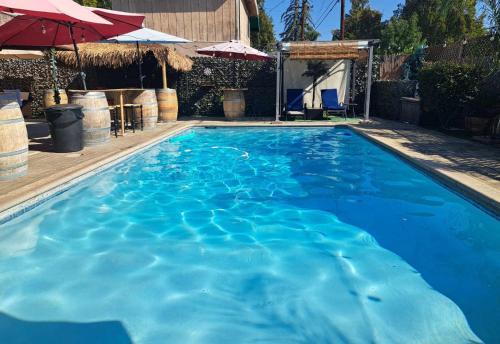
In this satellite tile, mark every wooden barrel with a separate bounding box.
[0,96,28,180]
[156,88,178,122]
[223,90,245,119]
[130,89,158,130]
[70,91,110,146]
[44,89,68,108]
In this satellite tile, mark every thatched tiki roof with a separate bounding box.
[56,43,193,71]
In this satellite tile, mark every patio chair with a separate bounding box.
[286,89,307,120]
[321,89,347,120]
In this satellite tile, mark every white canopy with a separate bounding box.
[106,27,191,44]
[0,49,44,59]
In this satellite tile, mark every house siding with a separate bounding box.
[112,0,251,43]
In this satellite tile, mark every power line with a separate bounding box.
[314,0,339,29]
[313,0,337,28]
[268,1,287,13]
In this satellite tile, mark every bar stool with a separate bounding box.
[108,105,120,138]
[123,103,143,132]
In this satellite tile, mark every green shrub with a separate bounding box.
[372,80,417,120]
[418,62,485,128]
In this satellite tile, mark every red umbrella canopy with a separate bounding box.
[85,7,145,38]
[197,40,272,61]
[0,0,111,24]
[0,10,144,48]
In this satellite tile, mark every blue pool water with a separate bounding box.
[0,127,498,343]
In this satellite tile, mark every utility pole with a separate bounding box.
[340,0,345,40]
[300,0,307,40]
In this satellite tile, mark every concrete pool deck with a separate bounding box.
[0,118,498,218]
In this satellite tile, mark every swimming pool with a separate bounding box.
[0,127,498,343]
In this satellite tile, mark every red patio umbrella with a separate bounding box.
[0,2,144,91]
[0,0,110,24]
[197,40,272,85]
[197,40,272,61]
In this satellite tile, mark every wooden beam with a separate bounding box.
[162,61,168,89]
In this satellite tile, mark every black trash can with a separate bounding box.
[45,104,84,153]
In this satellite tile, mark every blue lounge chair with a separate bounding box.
[286,89,306,120]
[321,89,347,119]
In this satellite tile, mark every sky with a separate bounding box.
[265,0,402,40]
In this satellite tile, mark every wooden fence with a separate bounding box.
[378,54,410,80]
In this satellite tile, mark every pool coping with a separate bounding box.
[350,127,499,217]
[0,121,498,223]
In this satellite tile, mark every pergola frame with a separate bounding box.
[275,39,379,122]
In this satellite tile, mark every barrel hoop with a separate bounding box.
[0,147,28,158]
[0,161,28,171]
[133,102,157,106]
[85,137,110,146]
[81,107,110,112]
[83,126,111,132]
[71,94,106,99]
[0,169,27,181]
[0,117,24,125]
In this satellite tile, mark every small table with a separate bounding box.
[69,88,144,136]
[344,102,358,118]
[305,108,325,120]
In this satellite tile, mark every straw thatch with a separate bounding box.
[56,43,193,71]
[288,42,360,61]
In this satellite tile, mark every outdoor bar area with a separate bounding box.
[0,1,194,181]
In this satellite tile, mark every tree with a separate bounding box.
[334,0,382,40]
[302,61,329,105]
[479,0,500,34]
[74,0,111,8]
[401,0,485,45]
[251,0,276,51]
[280,0,319,41]
[380,14,425,54]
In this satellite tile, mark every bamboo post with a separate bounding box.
[161,61,168,89]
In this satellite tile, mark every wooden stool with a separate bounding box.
[108,105,120,138]
[123,103,143,132]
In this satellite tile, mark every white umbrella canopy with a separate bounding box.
[106,27,191,44]
[0,49,44,59]
[104,27,191,89]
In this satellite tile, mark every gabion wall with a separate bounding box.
[0,58,78,116]
[176,57,276,117]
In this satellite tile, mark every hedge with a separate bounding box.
[418,62,486,128]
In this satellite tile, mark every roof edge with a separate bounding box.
[243,0,259,17]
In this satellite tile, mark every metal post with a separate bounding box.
[49,48,61,104]
[275,50,281,121]
[364,45,374,121]
[136,41,144,89]
[69,24,87,90]
[340,0,345,40]
[351,59,356,103]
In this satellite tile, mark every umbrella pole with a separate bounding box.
[136,42,144,89]
[69,24,87,90]
[161,61,168,89]
[49,48,61,104]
